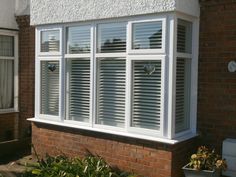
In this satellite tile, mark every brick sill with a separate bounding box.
[28,118,198,145]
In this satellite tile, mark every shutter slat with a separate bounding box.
[175,58,191,133]
[132,22,162,50]
[41,61,59,116]
[68,58,90,122]
[132,60,162,130]
[67,26,90,54]
[97,58,126,127]
[98,24,126,53]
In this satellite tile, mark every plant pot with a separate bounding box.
[182,164,220,177]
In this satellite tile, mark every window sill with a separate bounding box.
[0,109,19,115]
[28,118,198,145]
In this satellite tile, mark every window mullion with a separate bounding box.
[91,24,96,127]
[60,26,66,122]
[167,14,177,139]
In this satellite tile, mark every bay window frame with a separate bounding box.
[33,13,199,143]
[0,29,18,113]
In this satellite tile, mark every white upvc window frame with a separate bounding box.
[64,24,93,127]
[127,17,166,54]
[126,55,165,137]
[0,29,18,114]
[33,13,199,144]
[35,26,63,121]
[172,13,199,139]
[37,27,62,56]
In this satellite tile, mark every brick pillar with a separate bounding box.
[198,0,236,151]
[16,15,35,140]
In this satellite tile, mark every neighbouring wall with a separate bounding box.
[0,0,18,29]
[198,0,236,151]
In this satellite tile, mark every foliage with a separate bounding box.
[22,154,136,177]
[188,146,227,171]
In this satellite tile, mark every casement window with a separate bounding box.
[34,15,199,143]
[0,30,18,113]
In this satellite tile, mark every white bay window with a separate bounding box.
[34,14,199,143]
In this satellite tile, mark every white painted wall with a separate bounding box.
[31,0,199,26]
[0,0,18,29]
[0,0,30,29]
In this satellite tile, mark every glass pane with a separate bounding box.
[41,30,60,52]
[97,23,126,53]
[0,35,14,57]
[67,58,90,122]
[132,21,162,50]
[97,58,126,127]
[0,59,14,109]
[131,60,162,130]
[177,19,192,53]
[175,58,191,133]
[41,61,59,116]
[67,26,90,54]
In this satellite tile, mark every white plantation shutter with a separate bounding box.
[175,58,191,133]
[131,60,162,130]
[177,19,192,53]
[97,23,126,53]
[67,58,90,122]
[97,58,126,127]
[67,26,90,54]
[132,22,162,49]
[41,61,59,116]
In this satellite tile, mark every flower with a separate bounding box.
[188,146,227,171]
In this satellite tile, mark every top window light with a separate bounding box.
[40,30,60,53]
[97,23,126,53]
[67,26,91,54]
[132,21,162,50]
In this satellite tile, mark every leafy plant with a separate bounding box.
[188,146,227,171]
[22,154,136,177]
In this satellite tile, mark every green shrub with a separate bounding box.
[22,154,136,177]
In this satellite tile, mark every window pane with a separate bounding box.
[41,61,59,116]
[131,60,162,130]
[41,30,60,52]
[132,22,162,50]
[97,23,126,53]
[0,35,14,57]
[177,19,192,53]
[67,58,90,122]
[175,58,191,133]
[67,26,90,54]
[0,59,14,109]
[97,58,126,127]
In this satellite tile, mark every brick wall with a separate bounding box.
[32,123,196,177]
[0,113,18,141]
[198,0,236,151]
[16,15,35,139]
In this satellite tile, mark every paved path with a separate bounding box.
[0,155,35,177]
